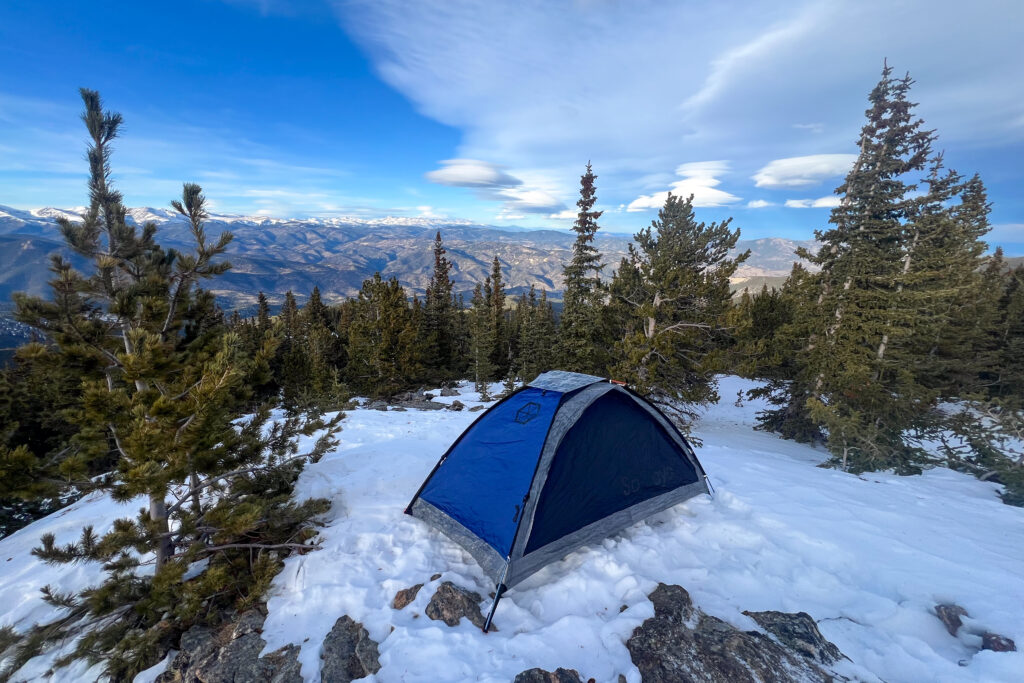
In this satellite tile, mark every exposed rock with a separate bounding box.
[156,611,302,683]
[469,405,485,412]
[627,584,842,683]
[425,581,488,629]
[398,398,445,411]
[440,386,460,396]
[935,604,969,637]
[423,393,436,400]
[430,573,442,581]
[513,667,583,683]
[392,583,424,610]
[366,400,388,411]
[320,616,381,683]
[743,610,846,665]
[982,632,1017,652]
[448,400,466,411]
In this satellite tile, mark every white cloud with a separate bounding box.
[416,205,445,218]
[496,187,564,214]
[753,154,857,188]
[335,0,1024,228]
[425,158,566,215]
[424,158,521,188]
[785,196,841,209]
[747,199,774,208]
[549,209,577,220]
[627,161,740,212]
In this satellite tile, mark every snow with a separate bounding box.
[1,377,1023,682]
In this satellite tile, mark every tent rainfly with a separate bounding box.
[405,370,711,631]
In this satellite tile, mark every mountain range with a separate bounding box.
[0,205,818,311]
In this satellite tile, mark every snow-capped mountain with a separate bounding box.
[0,205,817,308]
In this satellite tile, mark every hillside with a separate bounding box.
[1,377,1021,682]
[0,206,816,309]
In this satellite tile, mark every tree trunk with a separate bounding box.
[150,494,173,567]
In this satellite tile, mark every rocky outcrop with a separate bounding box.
[156,610,301,683]
[513,667,584,683]
[392,583,424,610]
[319,616,381,683]
[425,581,488,629]
[440,386,460,397]
[626,584,845,683]
[448,400,466,411]
[743,610,845,665]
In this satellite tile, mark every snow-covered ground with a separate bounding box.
[2,377,1022,682]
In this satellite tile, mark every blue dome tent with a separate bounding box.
[405,370,711,631]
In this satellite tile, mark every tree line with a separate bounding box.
[0,65,1021,678]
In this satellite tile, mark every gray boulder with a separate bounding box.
[440,386,460,397]
[513,668,584,683]
[626,584,844,683]
[743,609,846,665]
[156,611,301,683]
[320,616,381,683]
[448,400,466,411]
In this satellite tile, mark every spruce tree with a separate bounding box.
[559,163,607,374]
[794,66,948,473]
[609,193,748,427]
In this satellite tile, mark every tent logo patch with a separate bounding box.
[514,402,541,424]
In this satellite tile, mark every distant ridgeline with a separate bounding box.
[0,205,823,310]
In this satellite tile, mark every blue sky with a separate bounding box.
[1,0,1022,252]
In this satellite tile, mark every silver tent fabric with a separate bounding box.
[527,370,605,394]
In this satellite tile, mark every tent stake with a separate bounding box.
[482,561,510,633]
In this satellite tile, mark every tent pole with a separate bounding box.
[482,560,510,633]
[704,474,716,497]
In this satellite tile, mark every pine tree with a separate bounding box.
[793,66,947,473]
[7,89,341,677]
[513,286,557,382]
[609,193,748,428]
[256,291,271,334]
[468,283,496,397]
[559,163,607,374]
[346,273,415,397]
[488,256,510,376]
[278,291,310,409]
[424,231,457,379]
